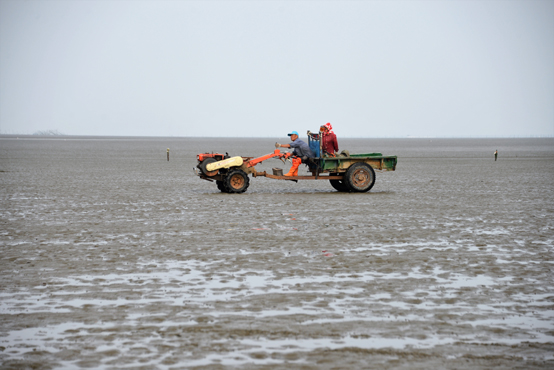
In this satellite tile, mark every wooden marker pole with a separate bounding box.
[167,148,170,161]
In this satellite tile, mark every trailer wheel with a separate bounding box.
[224,169,250,193]
[216,180,228,193]
[344,163,375,192]
[329,174,350,192]
[199,157,218,177]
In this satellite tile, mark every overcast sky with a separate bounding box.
[1,0,552,137]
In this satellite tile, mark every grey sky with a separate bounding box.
[1,0,552,137]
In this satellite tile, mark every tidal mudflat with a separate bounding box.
[1,137,553,369]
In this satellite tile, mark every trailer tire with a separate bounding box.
[329,175,350,192]
[344,163,375,192]
[224,169,250,193]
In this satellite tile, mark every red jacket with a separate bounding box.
[322,132,338,155]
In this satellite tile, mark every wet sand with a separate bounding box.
[1,136,553,369]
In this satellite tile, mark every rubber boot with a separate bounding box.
[285,157,302,176]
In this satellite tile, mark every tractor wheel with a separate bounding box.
[224,169,250,193]
[216,180,228,192]
[199,157,218,177]
[329,173,350,192]
[344,163,375,192]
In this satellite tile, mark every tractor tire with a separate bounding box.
[344,163,375,192]
[199,157,218,177]
[216,180,228,193]
[224,169,250,193]
[329,173,350,192]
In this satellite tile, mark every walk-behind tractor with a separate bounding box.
[194,133,397,193]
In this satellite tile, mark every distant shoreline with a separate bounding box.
[1,134,553,140]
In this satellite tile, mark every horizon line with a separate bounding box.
[1,134,554,139]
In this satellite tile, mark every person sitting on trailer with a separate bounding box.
[275,131,315,176]
[320,122,339,157]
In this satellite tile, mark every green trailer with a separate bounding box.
[254,152,397,193]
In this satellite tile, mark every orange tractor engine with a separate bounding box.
[195,150,292,193]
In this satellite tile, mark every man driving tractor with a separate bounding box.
[275,131,315,176]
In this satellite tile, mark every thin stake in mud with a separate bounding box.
[167,148,170,161]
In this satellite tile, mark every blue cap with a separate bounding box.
[288,131,299,136]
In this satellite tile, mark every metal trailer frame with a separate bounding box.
[251,153,397,179]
